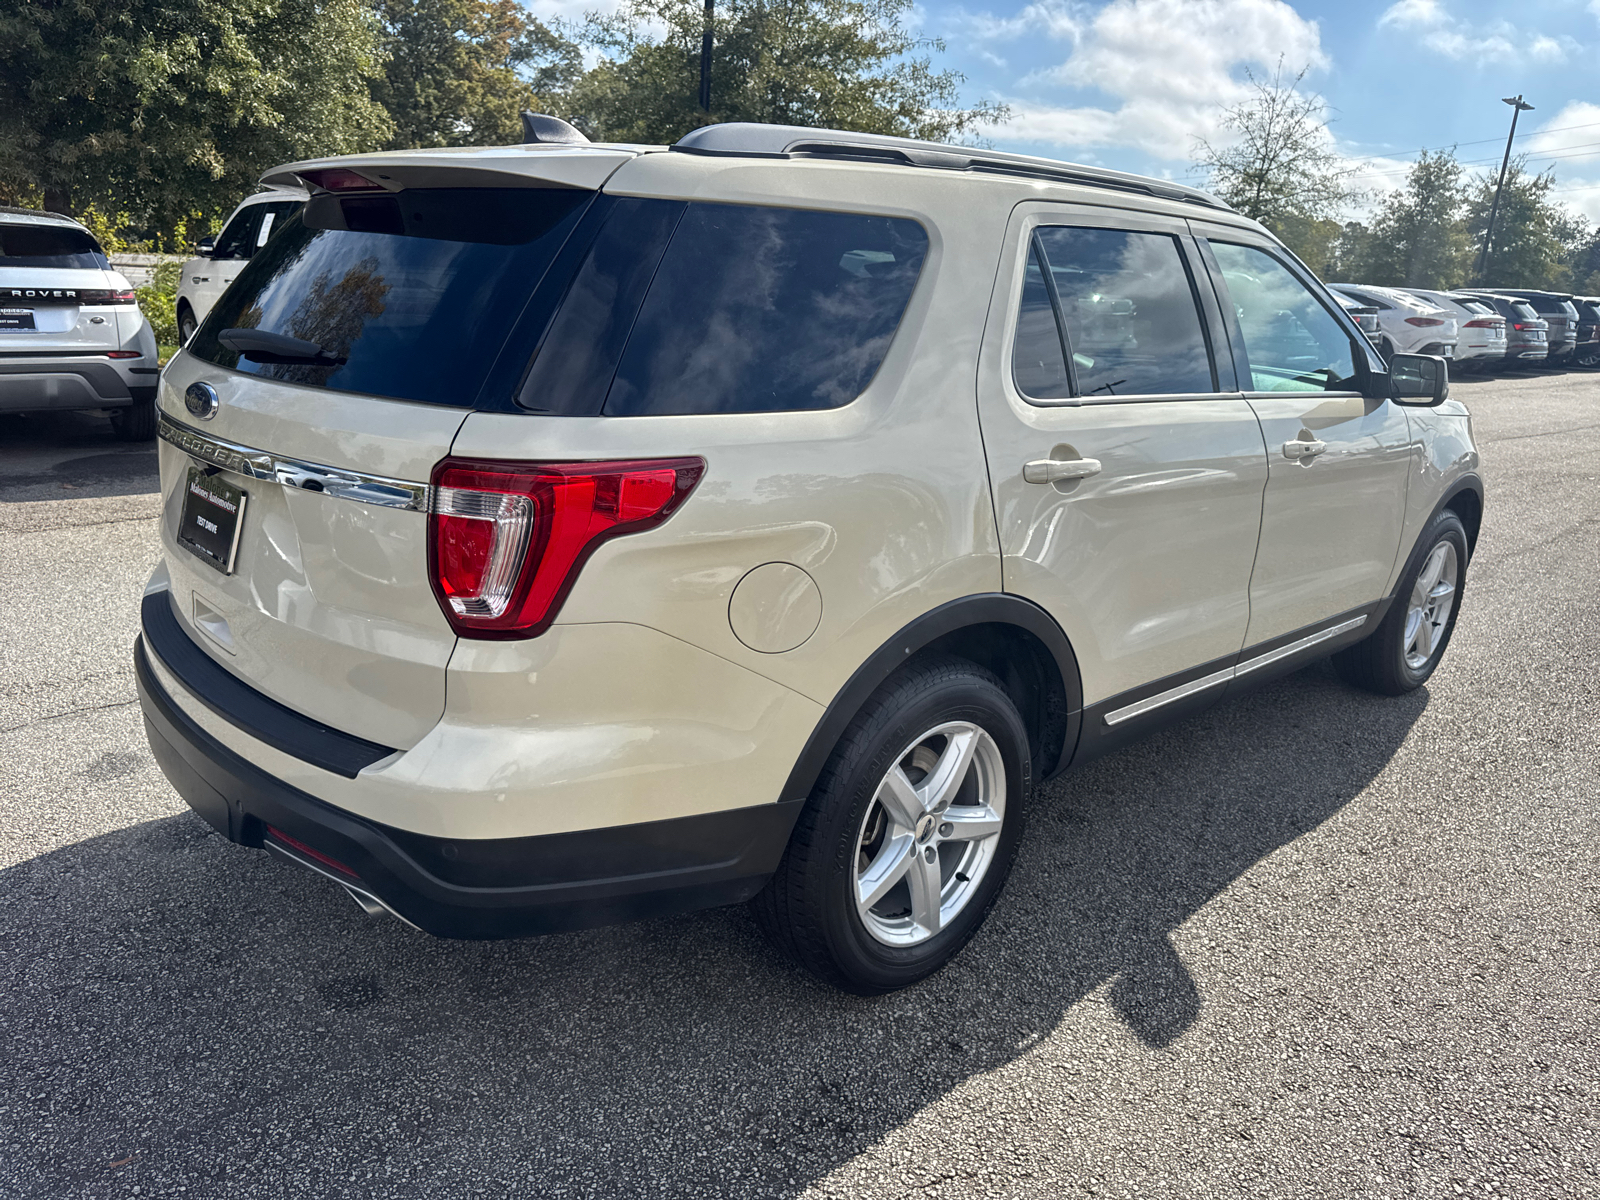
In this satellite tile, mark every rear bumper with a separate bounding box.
[0,359,155,412]
[136,635,803,938]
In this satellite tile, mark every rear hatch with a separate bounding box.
[155,147,637,750]
[0,219,127,353]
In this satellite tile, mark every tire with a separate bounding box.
[177,304,198,345]
[753,656,1031,994]
[110,397,158,442]
[1333,509,1469,696]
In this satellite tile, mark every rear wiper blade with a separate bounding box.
[218,328,346,366]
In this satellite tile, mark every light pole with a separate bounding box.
[698,0,713,112]
[1476,94,1534,283]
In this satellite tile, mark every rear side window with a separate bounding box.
[0,224,109,269]
[602,204,928,416]
[189,188,593,407]
[1024,225,1216,398]
[1011,244,1072,399]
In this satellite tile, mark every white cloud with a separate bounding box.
[1378,0,1582,65]
[975,0,1327,159]
[1525,103,1600,226]
[947,0,1084,43]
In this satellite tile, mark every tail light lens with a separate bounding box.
[428,457,705,638]
[72,289,137,305]
[1462,318,1502,329]
[1405,317,1444,327]
[105,350,143,359]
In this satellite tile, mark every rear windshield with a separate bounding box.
[0,224,110,269]
[189,188,594,406]
[1511,302,1540,321]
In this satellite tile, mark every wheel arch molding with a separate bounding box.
[1437,473,1484,557]
[779,594,1084,807]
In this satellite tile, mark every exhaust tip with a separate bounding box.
[343,884,386,917]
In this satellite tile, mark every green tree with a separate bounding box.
[1357,149,1470,289]
[374,0,582,149]
[0,0,391,238]
[1193,62,1361,242]
[563,0,1006,146]
[1466,160,1575,289]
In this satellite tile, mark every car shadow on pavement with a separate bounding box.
[0,660,1425,1199]
[0,412,159,504]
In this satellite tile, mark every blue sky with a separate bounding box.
[926,0,1600,222]
[528,0,1600,223]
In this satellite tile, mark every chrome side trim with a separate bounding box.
[1102,614,1369,727]
[1232,615,1368,677]
[158,411,431,512]
[1102,667,1233,727]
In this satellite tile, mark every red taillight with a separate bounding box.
[1513,323,1526,330]
[428,457,706,638]
[1405,317,1444,327]
[1462,318,1501,329]
[105,350,142,359]
[77,288,137,305]
[299,167,380,191]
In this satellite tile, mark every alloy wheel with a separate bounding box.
[1404,540,1459,671]
[853,721,1006,947]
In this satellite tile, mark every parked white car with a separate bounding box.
[0,206,160,438]
[1330,284,1459,362]
[1402,290,1508,371]
[175,187,306,343]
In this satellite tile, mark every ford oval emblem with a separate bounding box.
[185,381,219,420]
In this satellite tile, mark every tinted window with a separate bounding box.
[0,224,109,269]
[518,199,684,414]
[190,188,593,406]
[603,204,927,416]
[1011,243,1071,399]
[211,208,264,261]
[1033,226,1215,397]
[253,201,301,250]
[1210,242,1359,393]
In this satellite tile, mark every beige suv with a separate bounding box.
[136,121,1482,993]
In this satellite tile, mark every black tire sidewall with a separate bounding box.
[811,668,1030,993]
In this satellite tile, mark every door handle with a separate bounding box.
[1282,438,1326,460]
[1023,458,1102,484]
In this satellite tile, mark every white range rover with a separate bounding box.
[137,121,1482,993]
[1,206,160,439]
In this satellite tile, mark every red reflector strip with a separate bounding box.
[105,350,142,359]
[299,168,380,192]
[268,827,359,878]
[428,457,705,638]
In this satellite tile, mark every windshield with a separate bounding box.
[189,188,594,406]
[0,224,110,270]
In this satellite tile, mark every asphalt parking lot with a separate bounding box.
[2,370,1597,1199]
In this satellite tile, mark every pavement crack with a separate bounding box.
[0,698,139,736]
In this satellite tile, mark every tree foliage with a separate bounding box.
[1193,62,1361,249]
[1356,149,1471,289]
[1465,160,1586,291]
[0,0,392,233]
[373,0,581,149]
[563,0,1006,146]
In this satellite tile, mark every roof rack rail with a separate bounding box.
[0,205,78,221]
[671,123,1230,210]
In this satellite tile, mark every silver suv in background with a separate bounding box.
[1402,290,1508,372]
[0,207,160,439]
[137,122,1481,993]
[175,188,306,344]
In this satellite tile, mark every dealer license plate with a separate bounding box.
[0,308,36,331]
[177,464,248,574]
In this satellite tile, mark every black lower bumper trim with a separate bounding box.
[135,636,803,937]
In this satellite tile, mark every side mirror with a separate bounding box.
[196,236,216,258]
[1389,352,1449,406]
